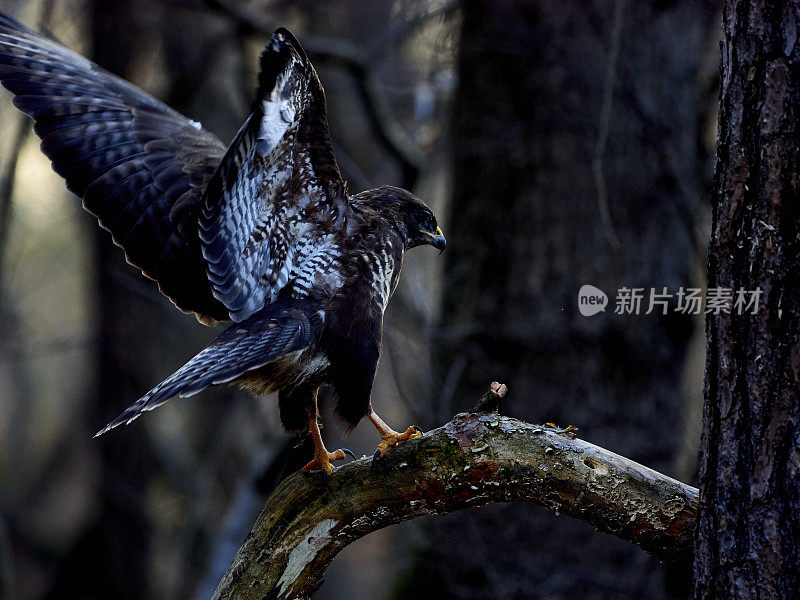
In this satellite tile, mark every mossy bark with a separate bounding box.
[213,411,698,600]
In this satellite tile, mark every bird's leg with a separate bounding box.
[368,408,422,461]
[302,403,355,478]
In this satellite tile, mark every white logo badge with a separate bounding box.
[578,285,608,316]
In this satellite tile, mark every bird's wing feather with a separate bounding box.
[198,29,351,322]
[95,304,315,436]
[0,14,229,322]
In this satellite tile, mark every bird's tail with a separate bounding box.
[94,307,314,437]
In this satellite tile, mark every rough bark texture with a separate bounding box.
[695,1,800,598]
[425,1,717,598]
[213,411,698,600]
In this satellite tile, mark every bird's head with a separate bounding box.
[353,186,446,252]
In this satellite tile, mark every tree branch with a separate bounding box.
[212,389,698,600]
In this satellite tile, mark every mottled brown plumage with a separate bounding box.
[0,15,445,475]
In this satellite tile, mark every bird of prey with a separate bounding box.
[0,15,445,476]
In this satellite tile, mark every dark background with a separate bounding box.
[0,0,720,598]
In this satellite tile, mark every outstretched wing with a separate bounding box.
[95,303,316,436]
[0,14,229,322]
[199,29,351,322]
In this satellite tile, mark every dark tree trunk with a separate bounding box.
[416,1,717,598]
[695,2,800,598]
[57,5,249,599]
[44,2,154,599]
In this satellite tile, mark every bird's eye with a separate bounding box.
[414,210,436,232]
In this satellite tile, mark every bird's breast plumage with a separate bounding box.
[346,226,404,315]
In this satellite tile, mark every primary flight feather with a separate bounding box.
[0,15,445,476]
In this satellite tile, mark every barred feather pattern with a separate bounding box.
[0,19,351,325]
[0,14,443,436]
[0,14,230,322]
[362,237,401,312]
[199,30,350,322]
[94,304,314,436]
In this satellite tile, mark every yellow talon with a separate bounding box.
[374,425,422,457]
[302,448,354,477]
[368,408,423,461]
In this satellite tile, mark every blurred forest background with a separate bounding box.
[0,0,721,599]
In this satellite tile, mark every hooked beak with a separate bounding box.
[423,226,446,253]
[432,229,446,253]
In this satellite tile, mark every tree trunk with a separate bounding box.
[695,1,800,598]
[420,1,717,598]
[44,3,154,599]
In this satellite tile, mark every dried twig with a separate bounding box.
[592,0,625,249]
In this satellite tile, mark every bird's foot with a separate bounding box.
[302,448,356,479]
[372,425,423,463]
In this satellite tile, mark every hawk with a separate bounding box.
[0,15,445,476]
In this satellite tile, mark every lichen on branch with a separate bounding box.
[212,385,697,600]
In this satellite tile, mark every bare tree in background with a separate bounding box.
[44,3,158,597]
[409,1,717,598]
